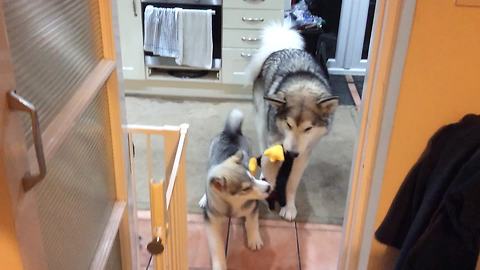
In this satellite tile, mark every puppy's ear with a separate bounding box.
[209,176,226,192]
[317,96,339,115]
[232,150,244,164]
[264,92,286,108]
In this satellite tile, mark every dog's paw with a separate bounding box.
[247,234,264,251]
[212,261,227,270]
[279,205,297,221]
[198,194,207,209]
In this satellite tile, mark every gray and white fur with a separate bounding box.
[199,109,271,270]
[247,23,339,221]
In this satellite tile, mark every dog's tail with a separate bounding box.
[245,22,305,83]
[224,109,244,135]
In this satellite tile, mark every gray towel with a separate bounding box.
[143,6,180,58]
[176,9,213,68]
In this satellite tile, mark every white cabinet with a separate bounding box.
[222,48,258,84]
[115,0,283,84]
[222,9,283,29]
[222,29,262,49]
[117,0,145,80]
[221,1,283,85]
[223,0,284,9]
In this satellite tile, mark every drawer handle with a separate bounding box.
[240,52,252,58]
[7,91,47,192]
[242,17,265,22]
[241,37,261,42]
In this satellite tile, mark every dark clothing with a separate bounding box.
[375,114,480,270]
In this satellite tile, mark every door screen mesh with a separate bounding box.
[35,89,116,270]
[4,0,103,146]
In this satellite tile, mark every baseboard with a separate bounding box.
[124,80,253,101]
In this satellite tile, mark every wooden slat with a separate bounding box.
[163,130,180,202]
[89,202,126,270]
[28,60,115,165]
[150,180,166,270]
[99,0,138,267]
[182,135,188,270]
[175,135,188,270]
[126,124,182,134]
[146,134,153,181]
[98,0,115,60]
[166,124,189,209]
[106,71,137,270]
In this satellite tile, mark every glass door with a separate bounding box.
[0,0,136,269]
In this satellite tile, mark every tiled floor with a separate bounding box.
[138,212,342,270]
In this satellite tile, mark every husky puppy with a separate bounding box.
[247,24,339,221]
[199,109,271,270]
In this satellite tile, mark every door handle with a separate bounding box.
[7,91,46,191]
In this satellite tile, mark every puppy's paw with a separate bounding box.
[212,261,227,270]
[247,234,264,251]
[198,194,207,209]
[279,205,297,221]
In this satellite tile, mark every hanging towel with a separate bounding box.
[176,9,213,68]
[143,5,156,52]
[143,6,180,58]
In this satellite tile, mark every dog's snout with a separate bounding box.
[266,185,272,193]
[289,151,299,158]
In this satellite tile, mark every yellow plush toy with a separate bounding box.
[248,144,295,210]
[248,144,285,175]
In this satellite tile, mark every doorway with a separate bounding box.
[125,1,378,269]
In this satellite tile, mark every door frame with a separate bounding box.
[0,0,138,269]
[93,0,139,269]
[338,0,416,269]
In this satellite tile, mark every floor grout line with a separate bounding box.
[295,221,302,270]
[345,75,362,110]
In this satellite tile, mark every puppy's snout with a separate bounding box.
[288,151,299,158]
[266,185,272,194]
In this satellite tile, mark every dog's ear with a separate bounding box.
[317,96,339,114]
[232,150,244,164]
[210,176,226,192]
[264,92,286,108]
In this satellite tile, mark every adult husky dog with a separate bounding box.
[247,23,339,221]
[199,109,272,270]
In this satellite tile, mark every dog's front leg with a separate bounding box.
[245,205,263,250]
[205,217,227,270]
[279,153,309,221]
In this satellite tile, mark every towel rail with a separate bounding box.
[142,1,222,73]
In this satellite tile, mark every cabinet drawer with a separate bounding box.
[223,0,283,9]
[222,48,257,84]
[223,29,262,48]
[223,9,283,30]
